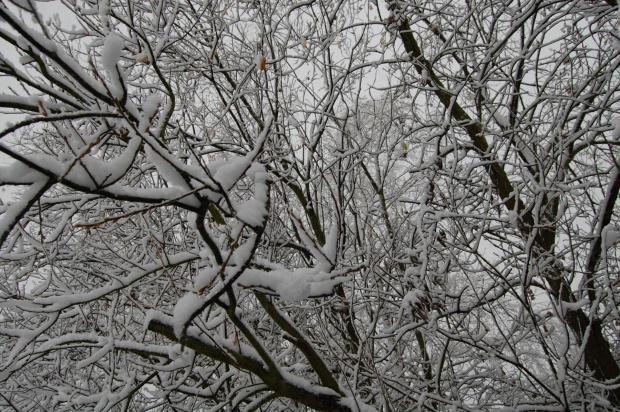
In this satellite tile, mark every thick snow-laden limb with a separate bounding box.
[8,251,200,313]
[0,111,123,142]
[0,4,112,105]
[145,144,194,192]
[171,232,263,340]
[160,121,274,341]
[172,293,204,339]
[0,139,211,211]
[102,33,124,74]
[237,265,357,301]
[147,313,371,412]
[254,292,342,393]
[101,32,127,103]
[232,162,271,228]
[0,312,59,381]
[0,180,51,247]
[210,116,274,193]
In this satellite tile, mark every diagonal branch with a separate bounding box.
[148,315,360,412]
[255,292,342,394]
[584,166,620,302]
[391,4,620,405]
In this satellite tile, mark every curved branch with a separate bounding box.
[148,315,359,412]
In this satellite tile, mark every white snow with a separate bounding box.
[98,0,110,27]
[560,298,589,315]
[421,68,429,81]
[235,198,267,227]
[0,160,46,183]
[493,111,510,128]
[603,224,620,249]
[76,337,114,368]
[101,32,126,97]
[402,289,427,311]
[229,234,257,266]
[232,162,270,227]
[102,33,124,73]
[212,117,273,193]
[612,117,620,140]
[237,266,351,301]
[28,252,199,312]
[339,396,379,412]
[288,115,300,128]
[142,94,161,121]
[0,181,48,243]
[145,144,191,190]
[172,292,205,338]
[253,53,264,66]
[213,157,253,190]
[322,222,339,263]
[194,266,220,293]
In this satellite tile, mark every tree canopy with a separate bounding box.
[1,0,620,410]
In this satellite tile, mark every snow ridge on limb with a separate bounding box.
[157,118,274,342]
[148,313,375,412]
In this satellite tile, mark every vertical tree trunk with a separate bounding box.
[392,7,620,406]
